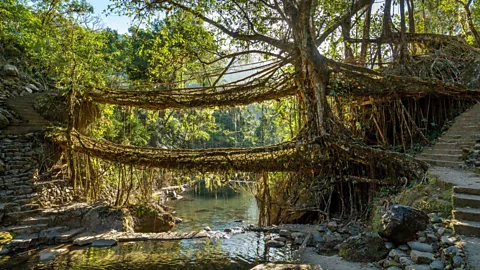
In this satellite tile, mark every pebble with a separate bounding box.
[428,213,442,224]
[91,239,117,247]
[279,229,291,238]
[436,228,445,238]
[274,237,287,242]
[385,242,395,249]
[430,260,445,270]
[453,255,463,267]
[388,249,407,260]
[39,248,67,263]
[417,236,426,243]
[327,221,338,231]
[266,240,285,248]
[410,250,434,264]
[386,267,402,270]
[399,257,414,266]
[405,265,430,270]
[291,232,303,239]
[204,226,212,232]
[398,244,409,251]
[408,242,433,253]
[440,236,455,246]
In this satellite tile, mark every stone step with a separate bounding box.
[421,149,463,155]
[5,209,41,222]
[19,216,52,226]
[20,204,41,211]
[454,186,480,196]
[418,154,462,162]
[3,224,48,235]
[415,158,462,168]
[431,143,467,150]
[6,234,40,250]
[454,207,480,222]
[453,193,480,208]
[453,220,480,237]
[56,227,85,243]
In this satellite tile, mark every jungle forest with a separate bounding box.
[1,0,480,268]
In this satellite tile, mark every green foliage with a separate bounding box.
[395,182,453,216]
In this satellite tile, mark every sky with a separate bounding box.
[88,0,132,34]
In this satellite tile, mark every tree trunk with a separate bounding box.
[460,1,480,47]
[284,0,333,137]
[360,3,372,65]
[382,0,393,37]
[342,17,354,63]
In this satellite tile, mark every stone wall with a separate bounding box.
[37,179,74,208]
[0,133,43,225]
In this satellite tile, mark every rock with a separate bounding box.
[274,237,287,242]
[388,248,407,260]
[291,232,304,239]
[440,236,455,246]
[174,217,183,224]
[224,228,232,233]
[387,267,402,270]
[429,260,445,270]
[399,256,414,266]
[130,204,174,233]
[426,233,437,242]
[266,240,285,248]
[82,203,134,233]
[3,65,19,77]
[428,213,442,224]
[27,83,39,92]
[294,236,304,245]
[24,86,33,93]
[339,232,389,262]
[204,226,212,232]
[383,259,401,268]
[279,229,291,238]
[39,248,66,263]
[91,239,117,247]
[452,255,463,267]
[436,228,445,238]
[0,247,9,255]
[398,244,410,251]
[379,205,429,245]
[327,221,338,231]
[442,246,460,261]
[251,263,320,270]
[405,265,430,270]
[408,242,433,253]
[385,242,395,249]
[418,237,426,243]
[410,250,434,264]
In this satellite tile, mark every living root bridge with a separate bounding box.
[47,128,427,182]
[82,64,479,111]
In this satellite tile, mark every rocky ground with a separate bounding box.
[247,205,472,270]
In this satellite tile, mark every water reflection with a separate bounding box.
[0,183,296,269]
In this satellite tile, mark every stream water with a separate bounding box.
[0,183,297,269]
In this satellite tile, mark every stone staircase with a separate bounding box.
[418,103,480,238]
[416,104,480,168]
[3,93,49,135]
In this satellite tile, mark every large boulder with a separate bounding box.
[379,205,429,245]
[131,204,175,232]
[339,232,389,262]
[82,202,134,233]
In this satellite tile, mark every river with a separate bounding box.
[0,183,296,269]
